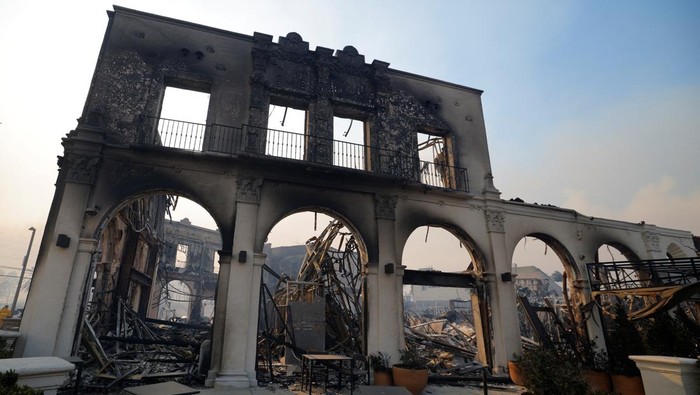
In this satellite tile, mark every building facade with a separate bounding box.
[17,6,697,389]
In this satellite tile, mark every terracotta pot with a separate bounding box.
[611,373,645,395]
[373,370,393,386]
[507,360,525,386]
[583,369,613,393]
[392,365,429,395]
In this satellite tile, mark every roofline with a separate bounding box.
[112,6,485,95]
[111,5,255,43]
[388,68,484,95]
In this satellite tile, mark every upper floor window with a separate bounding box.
[158,87,210,150]
[266,103,308,160]
[333,115,367,170]
[175,243,188,269]
[417,131,452,189]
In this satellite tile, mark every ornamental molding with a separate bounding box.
[484,209,505,233]
[236,176,263,204]
[60,154,101,185]
[642,231,661,252]
[375,194,398,220]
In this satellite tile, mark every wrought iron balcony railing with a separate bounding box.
[140,116,469,192]
[586,257,700,292]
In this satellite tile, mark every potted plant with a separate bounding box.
[368,352,393,386]
[392,346,430,395]
[507,355,526,386]
[606,303,646,395]
[629,310,700,394]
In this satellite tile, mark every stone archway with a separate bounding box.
[400,223,492,367]
[511,233,585,350]
[256,209,370,381]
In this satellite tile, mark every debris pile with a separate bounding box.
[77,299,209,392]
[403,310,485,378]
[257,220,364,383]
[256,220,489,385]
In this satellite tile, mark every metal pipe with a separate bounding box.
[11,226,36,313]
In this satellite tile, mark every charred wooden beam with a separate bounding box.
[403,269,477,288]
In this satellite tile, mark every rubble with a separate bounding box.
[76,299,208,392]
[257,219,487,387]
[257,220,364,384]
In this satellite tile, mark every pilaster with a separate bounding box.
[206,251,232,386]
[17,118,105,357]
[55,238,98,356]
[215,176,262,388]
[482,207,520,373]
[367,194,403,362]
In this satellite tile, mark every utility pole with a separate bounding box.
[11,227,36,313]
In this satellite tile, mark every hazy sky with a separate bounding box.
[1,1,698,284]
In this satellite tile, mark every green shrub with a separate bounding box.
[606,303,645,376]
[513,347,589,395]
[396,346,429,370]
[0,370,44,394]
[368,352,392,372]
[641,310,700,358]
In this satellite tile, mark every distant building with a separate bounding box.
[406,268,472,316]
[512,265,562,298]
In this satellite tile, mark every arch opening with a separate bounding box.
[76,193,222,382]
[511,234,582,351]
[401,225,490,371]
[256,209,369,383]
[591,242,695,321]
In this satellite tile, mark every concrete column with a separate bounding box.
[206,251,232,386]
[366,195,403,362]
[17,117,104,358]
[483,208,521,373]
[17,182,94,357]
[244,253,266,385]
[54,238,98,356]
[216,175,261,388]
[575,247,608,352]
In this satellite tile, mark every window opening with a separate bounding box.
[175,244,188,269]
[158,87,210,151]
[213,251,220,274]
[266,104,307,160]
[417,132,451,188]
[333,115,366,170]
[160,280,192,321]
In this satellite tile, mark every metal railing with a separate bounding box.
[155,118,207,151]
[140,116,469,192]
[586,257,700,292]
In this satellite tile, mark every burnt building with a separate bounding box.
[17,6,697,389]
